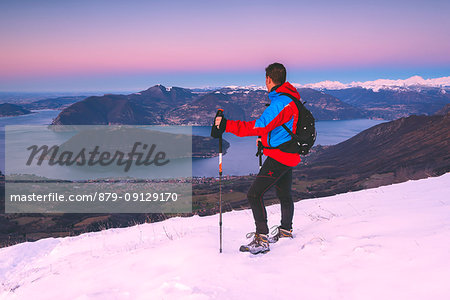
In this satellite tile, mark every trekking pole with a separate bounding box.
[257,138,263,169]
[215,109,224,253]
[256,137,263,169]
[255,104,269,169]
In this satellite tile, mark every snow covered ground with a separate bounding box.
[1,174,450,300]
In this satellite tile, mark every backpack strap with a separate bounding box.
[262,92,304,149]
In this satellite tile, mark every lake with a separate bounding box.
[0,110,386,178]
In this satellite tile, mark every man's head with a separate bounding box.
[265,63,286,92]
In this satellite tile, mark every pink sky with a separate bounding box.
[0,0,449,90]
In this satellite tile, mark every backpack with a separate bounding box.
[264,93,317,155]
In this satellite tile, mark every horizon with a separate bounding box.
[0,74,449,94]
[0,75,450,97]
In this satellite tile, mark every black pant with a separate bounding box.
[247,156,294,234]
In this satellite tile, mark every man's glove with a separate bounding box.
[211,115,227,138]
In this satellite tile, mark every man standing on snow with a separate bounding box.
[212,62,301,254]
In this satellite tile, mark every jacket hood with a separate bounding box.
[275,82,301,100]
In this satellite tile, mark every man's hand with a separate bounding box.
[215,116,222,128]
[256,137,261,146]
[211,114,227,138]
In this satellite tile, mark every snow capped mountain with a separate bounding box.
[1,174,449,299]
[294,80,349,90]
[195,76,450,93]
[295,76,450,92]
[224,85,265,90]
[220,85,266,94]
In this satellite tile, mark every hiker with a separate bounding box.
[212,62,301,254]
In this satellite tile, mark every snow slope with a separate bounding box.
[1,174,450,300]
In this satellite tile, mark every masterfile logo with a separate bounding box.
[26,142,170,172]
[4,125,193,213]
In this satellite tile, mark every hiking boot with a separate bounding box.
[239,232,270,254]
[268,226,293,243]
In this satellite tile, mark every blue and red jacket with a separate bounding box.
[225,82,301,167]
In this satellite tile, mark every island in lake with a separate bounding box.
[0,103,32,117]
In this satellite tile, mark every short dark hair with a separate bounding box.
[265,63,286,85]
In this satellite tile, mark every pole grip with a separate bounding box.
[216,109,224,175]
[257,137,263,168]
[258,142,262,168]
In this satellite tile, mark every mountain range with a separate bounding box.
[22,96,86,110]
[51,76,449,125]
[51,85,370,125]
[323,87,449,119]
[298,75,450,92]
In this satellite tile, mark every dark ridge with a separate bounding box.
[0,103,32,117]
[296,113,450,194]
